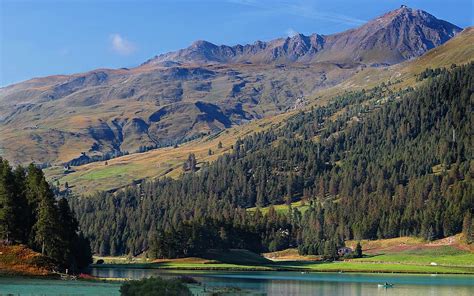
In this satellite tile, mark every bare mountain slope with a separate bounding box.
[146,6,461,66]
[0,6,463,165]
[44,27,474,195]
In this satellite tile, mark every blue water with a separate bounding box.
[1,269,473,295]
[0,276,121,295]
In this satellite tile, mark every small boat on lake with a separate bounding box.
[378,283,394,288]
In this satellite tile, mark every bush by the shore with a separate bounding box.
[120,277,192,296]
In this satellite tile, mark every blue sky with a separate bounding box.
[1,0,472,86]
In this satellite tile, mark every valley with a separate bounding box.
[0,3,473,295]
[89,235,474,274]
[43,26,474,195]
[0,6,466,167]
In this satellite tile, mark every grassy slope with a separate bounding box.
[92,236,474,274]
[93,249,275,271]
[44,28,474,196]
[0,62,351,166]
[247,200,310,215]
[0,244,56,276]
[45,112,291,195]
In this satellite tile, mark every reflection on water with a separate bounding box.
[91,268,474,296]
[0,276,121,295]
[0,269,472,295]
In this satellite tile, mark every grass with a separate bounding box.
[93,258,474,275]
[93,261,274,271]
[44,33,474,196]
[0,244,56,276]
[281,261,473,274]
[263,248,320,261]
[79,164,139,180]
[405,27,474,73]
[45,111,290,195]
[345,237,425,253]
[92,239,474,275]
[247,200,310,215]
[200,249,273,265]
[352,247,474,267]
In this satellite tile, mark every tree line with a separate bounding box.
[0,160,92,271]
[70,63,473,258]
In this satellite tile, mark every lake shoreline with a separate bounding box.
[89,262,474,275]
[2,270,474,296]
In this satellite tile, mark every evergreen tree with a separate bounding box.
[0,158,16,242]
[462,212,473,244]
[0,159,92,271]
[355,242,363,258]
[69,63,474,258]
[33,179,61,258]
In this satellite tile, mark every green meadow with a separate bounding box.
[92,246,474,275]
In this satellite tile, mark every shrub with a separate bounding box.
[120,277,192,296]
[176,275,199,284]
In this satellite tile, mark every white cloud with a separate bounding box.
[227,0,366,26]
[286,28,299,37]
[110,33,136,55]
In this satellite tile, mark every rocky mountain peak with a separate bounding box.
[145,6,461,66]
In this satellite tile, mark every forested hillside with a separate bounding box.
[71,63,473,257]
[0,160,92,271]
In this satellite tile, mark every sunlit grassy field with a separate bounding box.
[93,241,474,275]
[93,257,474,274]
[45,112,290,195]
[247,200,311,215]
[351,247,474,266]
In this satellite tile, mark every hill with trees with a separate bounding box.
[0,159,92,273]
[70,62,473,258]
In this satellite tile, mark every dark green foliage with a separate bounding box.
[463,211,473,244]
[72,63,473,257]
[0,160,92,271]
[355,242,363,258]
[120,277,192,296]
[68,151,129,166]
[417,67,445,81]
[182,153,197,172]
[0,159,17,242]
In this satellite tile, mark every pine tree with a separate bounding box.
[33,180,61,258]
[0,159,92,271]
[57,198,77,268]
[355,242,363,258]
[74,232,93,270]
[462,212,473,244]
[0,159,16,242]
[183,154,197,172]
[12,166,30,243]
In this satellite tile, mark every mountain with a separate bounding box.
[71,63,473,257]
[0,6,463,165]
[43,26,474,196]
[146,5,461,66]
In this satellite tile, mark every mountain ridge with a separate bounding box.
[44,27,474,195]
[0,6,466,166]
[145,6,461,66]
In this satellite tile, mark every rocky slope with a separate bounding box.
[146,6,461,66]
[43,27,474,195]
[0,6,463,165]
